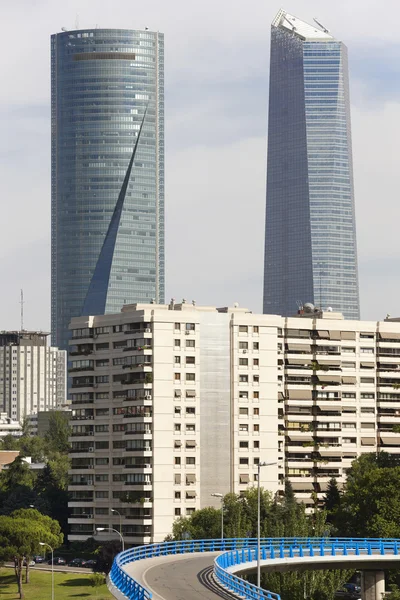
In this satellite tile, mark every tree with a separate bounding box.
[44,412,71,455]
[338,452,400,538]
[0,510,63,598]
[94,539,122,574]
[0,434,20,451]
[323,478,341,531]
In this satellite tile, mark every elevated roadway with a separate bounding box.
[108,538,400,600]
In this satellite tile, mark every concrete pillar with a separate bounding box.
[361,570,385,600]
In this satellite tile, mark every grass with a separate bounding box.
[0,568,113,599]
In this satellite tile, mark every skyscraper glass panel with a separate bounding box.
[263,10,360,319]
[51,29,164,349]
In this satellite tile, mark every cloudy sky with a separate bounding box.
[1,0,399,333]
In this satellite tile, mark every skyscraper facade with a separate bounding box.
[51,29,164,349]
[263,10,360,320]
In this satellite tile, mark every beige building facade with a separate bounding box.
[68,302,400,544]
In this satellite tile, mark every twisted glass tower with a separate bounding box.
[51,29,164,349]
[263,10,360,319]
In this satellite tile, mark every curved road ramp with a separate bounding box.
[107,537,400,600]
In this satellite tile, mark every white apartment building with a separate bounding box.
[68,302,281,544]
[0,413,22,438]
[0,331,67,421]
[68,302,400,544]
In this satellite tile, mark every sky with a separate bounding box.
[1,0,399,334]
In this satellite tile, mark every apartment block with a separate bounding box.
[68,303,281,544]
[68,302,400,544]
[0,332,67,421]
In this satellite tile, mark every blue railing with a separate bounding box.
[109,537,400,600]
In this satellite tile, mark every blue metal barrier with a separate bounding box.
[109,537,400,600]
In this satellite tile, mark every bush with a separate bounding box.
[90,572,105,587]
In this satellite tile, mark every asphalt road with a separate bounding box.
[4,563,89,575]
[140,554,233,600]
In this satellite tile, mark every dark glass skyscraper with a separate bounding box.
[51,29,164,349]
[263,10,360,319]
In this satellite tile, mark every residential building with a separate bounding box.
[51,28,165,350]
[68,302,281,544]
[68,302,400,543]
[0,414,22,438]
[263,9,360,320]
[0,332,67,421]
[0,451,20,469]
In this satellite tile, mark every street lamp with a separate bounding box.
[96,527,125,553]
[211,493,224,542]
[39,542,54,600]
[257,461,278,589]
[110,508,122,534]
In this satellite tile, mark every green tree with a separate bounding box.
[19,435,46,463]
[44,411,71,455]
[323,478,341,531]
[0,434,20,451]
[94,539,122,574]
[338,452,400,537]
[0,510,63,598]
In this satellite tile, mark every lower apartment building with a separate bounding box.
[68,302,400,544]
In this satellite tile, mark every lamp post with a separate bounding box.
[110,508,122,535]
[257,461,278,589]
[39,542,54,600]
[211,493,224,542]
[96,527,125,553]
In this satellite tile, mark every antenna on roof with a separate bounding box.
[20,290,24,332]
[313,17,330,33]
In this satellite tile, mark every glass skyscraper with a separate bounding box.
[51,29,164,349]
[263,10,360,319]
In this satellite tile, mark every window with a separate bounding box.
[175,508,181,516]
[239,391,248,399]
[239,441,249,449]
[360,333,374,339]
[361,408,375,414]
[239,407,248,416]
[239,341,248,350]
[253,359,259,367]
[187,508,195,515]
[343,392,356,398]
[186,323,195,331]
[96,408,109,416]
[239,358,248,366]
[253,342,259,351]
[253,440,260,449]
[95,474,109,482]
[239,375,248,383]
[361,377,375,384]
[95,491,109,499]
[175,491,181,499]
[186,407,195,415]
[95,425,109,432]
[361,422,375,429]
[186,356,195,365]
[361,393,375,399]
[174,474,181,484]
[253,391,259,400]
[112,424,126,432]
[174,323,181,331]
[186,390,196,398]
[361,348,374,354]
[186,457,196,465]
[174,373,181,381]
[239,326,248,333]
[96,359,109,367]
[186,424,196,431]
[239,457,249,465]
[253,326,259,334]
[174,407,181,415]
[254,457,260,465]
[253,424,260,433]
[174,389,182,398]
[253,408,260,416]
[174,457,181,465]
[253,375,259,384]
[186,373,195,381]
[175,356,181,364]
[95,458,109,465]
[96,375,109,383]
[186,339,195,347]
[174,339,181,347]
[239,424,248,432]
[174,424,181,432]
[174,440,182,449]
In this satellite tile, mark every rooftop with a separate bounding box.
[272,8,334,41]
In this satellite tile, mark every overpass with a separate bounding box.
[108,537,400,600]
